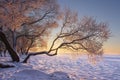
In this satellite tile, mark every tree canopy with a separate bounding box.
[0,0,111,62]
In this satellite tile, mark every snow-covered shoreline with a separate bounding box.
[0,54,120,80]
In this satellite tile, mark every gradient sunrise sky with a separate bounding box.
[57,0,120,54]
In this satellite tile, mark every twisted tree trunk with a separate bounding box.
[0,31,20,62]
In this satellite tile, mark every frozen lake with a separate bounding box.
[0,54,120,80]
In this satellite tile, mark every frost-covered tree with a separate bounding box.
[23,9,110,63]
[0,1,110,63]
[0,0,59,62]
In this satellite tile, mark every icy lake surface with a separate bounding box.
[0,54,120,80]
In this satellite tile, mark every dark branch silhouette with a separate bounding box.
[23,10,110,63]
[0,1,110,64]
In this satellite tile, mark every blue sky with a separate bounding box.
[57,0,120,54]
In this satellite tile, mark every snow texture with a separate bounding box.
[0,54,120,80]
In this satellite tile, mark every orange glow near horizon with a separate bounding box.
[30,28,120,55]
[30,44,120,55]
[103,45,120,55]
[29,33,120,55]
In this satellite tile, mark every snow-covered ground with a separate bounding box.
[0,54,120,80]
